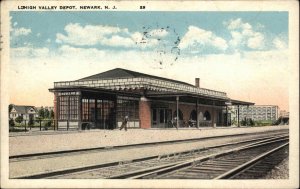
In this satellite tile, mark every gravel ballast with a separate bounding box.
[264,158,289,179]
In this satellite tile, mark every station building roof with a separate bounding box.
[78,68,194,87]
[51,68,254,106]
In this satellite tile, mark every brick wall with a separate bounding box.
[169,102,220,126]
[140,99,223,128]
[139,97,151,129]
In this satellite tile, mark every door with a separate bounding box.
[152,108,172,128]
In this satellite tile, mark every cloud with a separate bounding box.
[130,31,160,48]
[12,27,32,37]
[56,23,127,46]
[10,17,31,39]
[273,37,288,50]
[56,23,163,49]
[178,26,228,52]
[226,18,243,30]
[148,29,168,38]
[229,31,243,47]
[247,32,264,49]
[226,18,265,50]
[11,46,50,57]
[57,45,105,59]
[101,35,135,47]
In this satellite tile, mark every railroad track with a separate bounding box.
[124,136,289,179]
[20,133,288,179]
[10,130,288,162]
[231,146,288,179]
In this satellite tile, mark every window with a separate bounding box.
[173,109,183,120]
[117,96,139,122]
[152,108,172,128]
[58,95,79,120]
[152,109,157,125]
[190,110,197,121]
[59,96,68,120]
[96,100,102,120]
[82,98,90,121]
[69,96,79,120]
[204,111,211,121]
[81,97,116,129]
[159,109,165,123]
[89,99,95,121]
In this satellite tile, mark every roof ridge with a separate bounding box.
[78,68,195,87]
[13,105,35,107]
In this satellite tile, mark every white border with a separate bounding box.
[1,1,299,188]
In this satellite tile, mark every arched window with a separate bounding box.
[198,112,204,121]
[173,110,183,120]
[204,111,211,121]
[190,110,197,121]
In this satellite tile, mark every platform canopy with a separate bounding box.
[145,91,254,106]
[229,99,255,106]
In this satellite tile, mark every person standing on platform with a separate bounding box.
[173,117,178,130]
[119,115,129,131]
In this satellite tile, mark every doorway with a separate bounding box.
[151,108,172,128]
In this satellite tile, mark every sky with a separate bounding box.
[9,11,289,110]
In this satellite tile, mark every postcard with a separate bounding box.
[1,0,299,188]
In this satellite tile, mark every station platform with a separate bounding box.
[9,126,288,157]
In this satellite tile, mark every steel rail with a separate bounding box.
[11,131,288,163]
[125,136,289,179]
[56,135,289,179]
[213,142,289,179]
[14,134,288,179]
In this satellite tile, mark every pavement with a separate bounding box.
[9,125,288,157]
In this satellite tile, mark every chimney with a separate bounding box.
[195,78,200,88]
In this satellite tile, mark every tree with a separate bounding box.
[15,115,23,125]
[44,108,50,118]
[38,107,45,118]
[9,104,13,119]
[50,110,54,119]
[9,104,13,113]
[9,118,15,127]
[44,108,50,119]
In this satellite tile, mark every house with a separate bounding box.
[9,105,38,121]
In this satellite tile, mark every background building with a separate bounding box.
[279,110,289,118]
[231,105,279,122]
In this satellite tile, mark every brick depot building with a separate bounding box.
[49,68,254,130]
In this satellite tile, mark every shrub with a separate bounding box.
[44,120,52,130]
[15,116,23,124]
[9,118,15,127]
[28,117,34,126]
[249,118,255,126]
[241,118,247,126]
